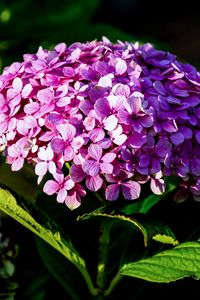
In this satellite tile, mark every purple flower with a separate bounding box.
[70,164,103,192]
[109,125,127,146]
[65,183,86,210]
[7,137,29,171]
[150,171,166,195]
[105,172,141,201]
[7,77,32,108]
[43,172,75,204]
[82,144,116,176]
[51,124,84,161]
[136,137,172,175]
[118,91,153,132]
[1,38,200,207]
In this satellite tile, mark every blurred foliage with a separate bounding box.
[0,222,19,300]
[0,0,132,72]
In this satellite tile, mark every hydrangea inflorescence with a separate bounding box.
[0,38,200,209]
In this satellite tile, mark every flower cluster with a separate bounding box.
[0,38,200,209]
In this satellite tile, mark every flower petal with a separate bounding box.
[57,188,67,203]
[105,184,120,201]
[13,77,23,92]
[65,178,75,190]
[195,131,200,144]
[129,132,146,148]
[38,147,47,160]
[191,158,200,176]
[103,115,118,131]
[35,162,48,176]
[86,175,103,191]
[48,161,56,174]
[88,143,102,161]
[11,157,24,171]
[100,162,113,174]
[37,88,53,104]
[102,152,116,163]
[89,128,105,142]
[162,119,178,132]
[60,123,76,140]
[170,132,185,145]
[71,136,84,151]
[94,98,111,117]
[98,73,114,87]
[43,180,59,195]
[70,164,85,182]
[22,84,33,98]
[113,134,127,145]
[82,159,100,176]
[64,146,75,161]
[65,191,81,210]
[150,178,165,195]
[122,181,141,200]
[115,58,127,75]
[51,138,65,154]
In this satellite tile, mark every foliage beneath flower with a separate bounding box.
[152,234,179,246]
[121,241,200,282]
[78,211,177,247]
[0,219,18,300]
[0,188,85,268]
[0,188,199,299]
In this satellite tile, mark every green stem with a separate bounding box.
[103,272,122,297]
[65,162,71,170]
[94,192,105,205]
[96,221,112,294]
[77,265,98,297]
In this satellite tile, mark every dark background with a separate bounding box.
[95,0,200,65]
[1,0,200,71]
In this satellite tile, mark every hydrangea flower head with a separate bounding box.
[1,38,200,209]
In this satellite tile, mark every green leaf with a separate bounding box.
[2,260,15,278]
[152,234,179,246]
[121,176,180,215]
[35,238,89,300]
[0,188,85,269]
[139,217,178,246]
[78,212,148,246]
[25,272,48,300]
[0,281,18,300]
[0,188,98,297]
[78,211,177,247]
[121,241,200,282]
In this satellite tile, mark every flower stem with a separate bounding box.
[94,192,105,205]
[103,272,122,297]
[96,221,112,294]
[77,265,98,297]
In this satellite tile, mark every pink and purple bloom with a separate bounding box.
[1,38,200,209]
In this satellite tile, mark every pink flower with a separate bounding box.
[109,125,127,146]
[7,137,29,171]
[43,173,75,203]
[70,164,103,192]
[7,77,32,109]
[65,183,86,210]
[50,123,84,161]
[82,144,116,176]
[105,172,141,201]
[118,92,153,132]
[35,146,56,177]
